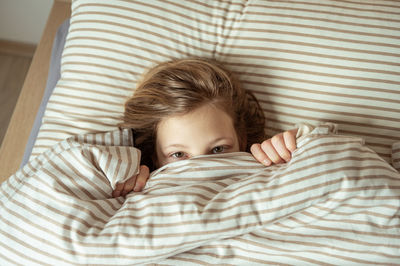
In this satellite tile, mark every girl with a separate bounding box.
[113,58,297,197]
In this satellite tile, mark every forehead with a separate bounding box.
[156,104,237,145]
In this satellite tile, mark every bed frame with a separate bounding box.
[0,0,71,182]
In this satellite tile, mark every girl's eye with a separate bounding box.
[171,152,185,158]
[212,146,225,154]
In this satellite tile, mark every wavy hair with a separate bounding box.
[120,58,265,170]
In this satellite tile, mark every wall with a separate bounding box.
[0,0,53,44]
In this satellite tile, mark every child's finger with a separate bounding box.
[134,165,150,192]
[261,139,284,164]
[250,143,271,166]
[283,129,297,152]
[271,133,292,162]
[121,176,137,197]
[112,182,125,198]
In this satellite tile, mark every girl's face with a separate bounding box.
[155,104,240,167]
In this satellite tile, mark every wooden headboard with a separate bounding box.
[0,0,71,182]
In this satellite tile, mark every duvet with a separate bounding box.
[1,126,399,265]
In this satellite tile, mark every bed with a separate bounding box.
[0,0,71,181]
[1,0,399,264]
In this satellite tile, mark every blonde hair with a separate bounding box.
[120,58,265,170]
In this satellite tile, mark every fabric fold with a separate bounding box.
[1,126,399,265]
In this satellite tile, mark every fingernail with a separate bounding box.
[134,183,141,192]
[263,159,271,166]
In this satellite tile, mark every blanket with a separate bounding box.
[1,126,399,265]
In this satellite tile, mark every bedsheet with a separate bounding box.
[20,19,70,168]
[1,126,399,265]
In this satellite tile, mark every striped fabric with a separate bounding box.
[1,126,399,265]
[30,0,400,167]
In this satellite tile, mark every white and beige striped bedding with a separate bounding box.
[30,0,400,169]
[1,126,399,265]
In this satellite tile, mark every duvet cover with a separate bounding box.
[1,126,399,265]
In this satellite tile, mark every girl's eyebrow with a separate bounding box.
[165,137,234,150]
[163,143,188,150]
[211,137,234,144]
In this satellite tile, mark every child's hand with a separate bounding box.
[112,165,150,197]
[250,129,298,166]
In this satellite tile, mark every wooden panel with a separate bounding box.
[0,54,32,146]
[0,0,71,182]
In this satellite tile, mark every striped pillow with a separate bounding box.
[32,0,400,166]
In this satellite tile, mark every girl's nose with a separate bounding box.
[190,148,210,158]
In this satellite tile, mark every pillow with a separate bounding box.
[31,0,400,166]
